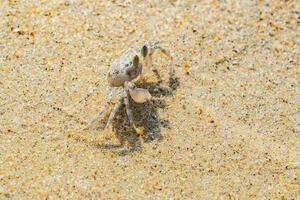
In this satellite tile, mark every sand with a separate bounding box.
[0,0,299,199]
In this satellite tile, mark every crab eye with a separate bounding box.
[133,55,139,68]
[141,45,148,57]
[125,64,129,67]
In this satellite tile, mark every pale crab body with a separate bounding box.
[108,47,142,87]
[86,42,171,135]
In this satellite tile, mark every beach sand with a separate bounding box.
[0,0,299,199]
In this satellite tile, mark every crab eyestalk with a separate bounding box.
[141,45,152,74]
[141,45,148,57]
[125,55,142,80]
[133,55,139,68]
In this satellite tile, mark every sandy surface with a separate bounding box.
[0,0,299,199]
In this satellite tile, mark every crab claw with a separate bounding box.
[129,87,152,103]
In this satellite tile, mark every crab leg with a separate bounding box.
[150,42,172,59]
[124,94,137,129]
[84,105,106,130]
[105,98,123,129]
[143,42,172,74]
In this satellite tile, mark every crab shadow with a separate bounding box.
[96,69,179,156]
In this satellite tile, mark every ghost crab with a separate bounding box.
[85,42,172,136]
